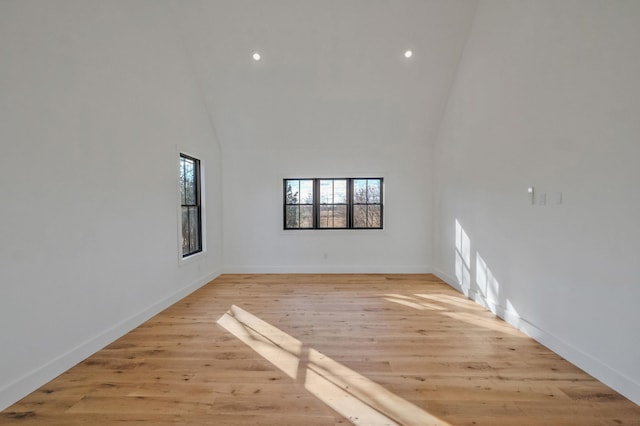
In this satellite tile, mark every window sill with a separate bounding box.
[179,250,207,266]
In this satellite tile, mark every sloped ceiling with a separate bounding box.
[173,0,477,151]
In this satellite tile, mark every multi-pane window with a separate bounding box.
[283,178,383,230]
[180,154,202,257]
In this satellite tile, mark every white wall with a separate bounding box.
[223,144,432,273]
[433,0,640,404]
[175,0,478,274]
[0,0,223,410]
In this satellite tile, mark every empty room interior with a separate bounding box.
[1,0,640,424]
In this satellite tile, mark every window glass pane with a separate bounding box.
[319,205,347,228]
[319,205,333,228]
[333,205,347,228]
[285,205,299,228]
[320,180,333,204]
[184,159,196,205]
[189,207,201,252]
[180,158,186,205]
[334,180,347,203]
[353,205,367,228]
[299,180,313,204]
[367,179,381,203]
[367,205,381,228]
[285,180,300,204]
[318,179,347,204]
[352,205,381,228]
[285,179,314,205]
[182,207,189,252]
[353,179,367,204]
[299,205,313,228]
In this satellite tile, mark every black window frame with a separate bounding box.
[180,153,202,257]
[283,178,383,230]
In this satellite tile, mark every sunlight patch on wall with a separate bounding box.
[455,219,471,293]
[476,253,500,304]
[454,220,522,331]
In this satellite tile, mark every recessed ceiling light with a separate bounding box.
[252,52,261,61]
[404,50,413,59]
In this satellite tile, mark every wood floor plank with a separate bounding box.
[2,274,639,425]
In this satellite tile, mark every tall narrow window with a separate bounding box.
[180,154,202,257]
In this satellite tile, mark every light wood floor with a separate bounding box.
[2,274,639,425]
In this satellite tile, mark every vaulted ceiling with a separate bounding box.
[174,0,478,151]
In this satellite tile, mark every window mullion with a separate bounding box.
[347,178,353,228]
[313,179,319,229]
[195,160,201,206]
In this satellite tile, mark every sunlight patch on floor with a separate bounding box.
[443,311,524,338]
[382,294,447,311]
[415,293,479,310]
[216,305,301,379]
[217,305,450,426]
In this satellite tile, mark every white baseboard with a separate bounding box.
[431,268,640,406]
[0,269,221,412]
[222,265,434,274]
